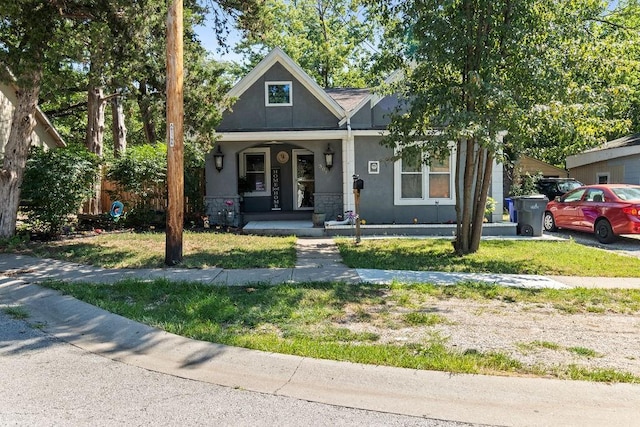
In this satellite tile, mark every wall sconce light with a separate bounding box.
[213,145,224,172]
[324,144,335,170]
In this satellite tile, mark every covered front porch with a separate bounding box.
[205,130,352,229]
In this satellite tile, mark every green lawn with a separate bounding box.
[336,238,640,277]
[4,232,640,276]
[41,279,640,383]
[2,231,297,269]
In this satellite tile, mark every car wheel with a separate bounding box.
[543,211,557,232]
[595,219,617,244]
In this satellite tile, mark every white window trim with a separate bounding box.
[393,150,456,206]
[596,172,610,184]
[240,147,271,197]
[265,81,293,107]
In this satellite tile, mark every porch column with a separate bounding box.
[342,129,356,214]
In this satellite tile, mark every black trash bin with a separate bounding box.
[514,195,548,236]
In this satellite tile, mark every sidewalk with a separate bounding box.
[1,240,640,426]
[3,239,640,289]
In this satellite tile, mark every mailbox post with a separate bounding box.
[353,174,364,243]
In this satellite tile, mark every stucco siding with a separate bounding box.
[218,63,339,131]
[349,102,372,129]
[353,136,458,224]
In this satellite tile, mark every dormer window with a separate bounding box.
[265,81,292,106]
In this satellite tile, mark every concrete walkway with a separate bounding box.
[1,239,640,426]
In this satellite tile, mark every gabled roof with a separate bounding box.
[566,134,640,169]
[226,48,346,120]
[337,69,404,127]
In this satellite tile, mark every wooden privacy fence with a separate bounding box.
[98,178,204,215]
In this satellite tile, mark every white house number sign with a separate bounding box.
[271,168,281,210]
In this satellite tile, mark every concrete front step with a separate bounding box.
[242,221,324,237]
[242,221,518,238]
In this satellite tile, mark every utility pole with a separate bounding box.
[165,0,184,266]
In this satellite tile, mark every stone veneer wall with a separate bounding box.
[204,196,242,227]
[313,192,343,221]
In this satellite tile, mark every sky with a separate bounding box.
[194,20,244,63]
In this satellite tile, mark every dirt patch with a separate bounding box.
[341,298,640,376]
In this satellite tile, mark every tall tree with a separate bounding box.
[0,2,62,238]
[371,0,615,254]
[235,0,379,88]
[516,1,640,167]
[0,0,265,238]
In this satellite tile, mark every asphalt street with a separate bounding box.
[0,310,472,427]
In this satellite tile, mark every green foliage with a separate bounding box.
[368,0,637,253]
[21,146,100,237]
[336,238,640,279]
[107,143,167,200]
[2,306,29,320]
[18,231,297,269]
[106,143,205,225]
[509,172,542,197]
[235,0,380,88]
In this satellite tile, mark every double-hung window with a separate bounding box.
[394,149,455,205]
[240,148,271,196]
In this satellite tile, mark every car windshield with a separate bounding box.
[557,181,582,193]
[612,187,640,201]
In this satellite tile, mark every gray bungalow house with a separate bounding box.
[205,48,505,230]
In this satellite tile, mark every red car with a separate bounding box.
[544,184,640,243]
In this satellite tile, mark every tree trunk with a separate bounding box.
[138,80,158,144]
[85,86,106,214]
[111,96,127,157]
[454,137,478,255]
[470,148,494,253]
[0,73,42,238]
[453,137,493,255]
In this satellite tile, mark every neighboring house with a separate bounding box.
[504,154,569,197]
[205,48,505,227]
[0,82,66,158]
[566,134,640,185]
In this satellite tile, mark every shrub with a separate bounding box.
[106,143,205,228]
[21,146,100,237]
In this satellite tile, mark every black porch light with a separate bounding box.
[213,145,224,172]
[324,144,335,170]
